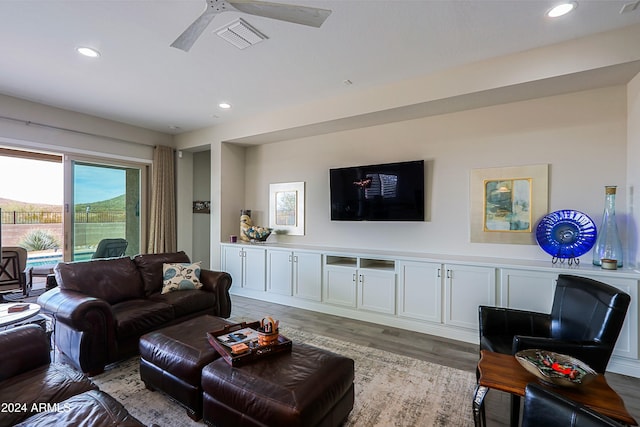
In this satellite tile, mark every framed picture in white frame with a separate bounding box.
[269,182,305,236]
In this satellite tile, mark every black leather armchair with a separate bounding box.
[479,274,630,372]
[479,274,630,424]
[522,383,622,427]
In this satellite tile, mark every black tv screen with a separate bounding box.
[330,160,425,221]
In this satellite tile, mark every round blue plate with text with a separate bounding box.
[535,210,597,259]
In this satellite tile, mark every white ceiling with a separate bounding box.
[1,0,640,135]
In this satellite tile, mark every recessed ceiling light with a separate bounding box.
[547,2,577,18]
[76,46,100,58]
[218,102,232,109]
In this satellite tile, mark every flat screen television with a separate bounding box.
[330,160,425,221]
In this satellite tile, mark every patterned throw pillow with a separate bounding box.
[162,262,203,294]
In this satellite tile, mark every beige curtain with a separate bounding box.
[147,145,177,253]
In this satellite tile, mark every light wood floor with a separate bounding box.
[229,294,640,427]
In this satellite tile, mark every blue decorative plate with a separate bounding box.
[535,210,597,259]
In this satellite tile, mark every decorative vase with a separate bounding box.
[592,186,623,268]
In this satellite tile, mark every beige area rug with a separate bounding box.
[92,328,476,427]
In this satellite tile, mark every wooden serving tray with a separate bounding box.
[207,321,292,367]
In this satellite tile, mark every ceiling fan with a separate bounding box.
[171,0,332,52]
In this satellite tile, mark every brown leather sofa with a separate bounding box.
[0,324,145,427]
[37,251,232,374]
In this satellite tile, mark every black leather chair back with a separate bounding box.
[522,383,622,427]
[551,274,630,346]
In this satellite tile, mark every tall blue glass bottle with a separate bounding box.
[592,186,623,267]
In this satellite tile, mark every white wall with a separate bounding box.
[193,151,211,268]
[238,85,629,263]
[628,73,640,266]
[0,94,169,161]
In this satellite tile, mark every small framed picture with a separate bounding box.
[193,201,210,214]
[269,182,305,235]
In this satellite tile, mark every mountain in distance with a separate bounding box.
[0,194,125,212]
[0,197,61,212]
[74,194,126,213]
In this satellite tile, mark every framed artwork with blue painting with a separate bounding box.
[470,164,548,244]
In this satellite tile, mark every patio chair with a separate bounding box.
[0,246,33,299]
[92,238,128,259]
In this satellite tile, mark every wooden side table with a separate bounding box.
[473,350,637,427]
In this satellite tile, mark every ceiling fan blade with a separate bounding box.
[228,0,331,28]
[171,7,219,52]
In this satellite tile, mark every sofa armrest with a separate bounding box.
[513,336,612,373]
[479,305,551,339]
[38,287,116,373]
[38,287,114,330]
[0,325,50,381]
[200,269,232,318]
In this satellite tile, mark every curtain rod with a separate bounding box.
[0,114,157,148]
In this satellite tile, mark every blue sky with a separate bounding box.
[74,164,125,204]
[0,157,125,204]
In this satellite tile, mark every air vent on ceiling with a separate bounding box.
[216,18,268,49]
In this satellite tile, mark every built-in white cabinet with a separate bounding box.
[500,269,557,312]
[267,249,322,300]
[220,242,640,377]
[324,256,396,314]
[397,261,442,323]
[358,259,396,314]
[443,265,496,331]
[324,258,357,308]
[221,245,266,291]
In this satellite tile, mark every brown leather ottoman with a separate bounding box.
[139,315,232,420]
[201,342,355,427]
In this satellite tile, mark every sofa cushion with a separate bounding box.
[162,261,202,294]
[150,289,216,318]
[134,251,191,296]
[112,299,174,340]
[0,363,97,426]
[13,390,145,427]
[55,257,144,305]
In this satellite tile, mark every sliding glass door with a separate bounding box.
[67,159,144,261]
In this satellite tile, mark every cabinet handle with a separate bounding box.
[359,274,363,283]
[289,255,293,263]
[446,269,452,279]
[437,268,441,278]
[352,273,357,282]
[293,256,298,263]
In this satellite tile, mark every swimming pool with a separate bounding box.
[26,251,94,269]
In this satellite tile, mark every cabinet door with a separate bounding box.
[267,250,293,295]
[222,246,244,289]
[294,252,322,301]
[444,265,496,330]
[500,269,556,312]
[397,261,442,323]
[358,270,396,314]
[324,266,357,307]
[242,247,266,291]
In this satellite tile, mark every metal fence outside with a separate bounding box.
[1,210,125,224]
